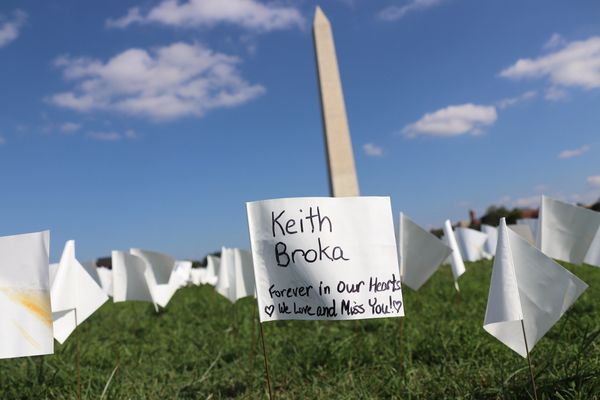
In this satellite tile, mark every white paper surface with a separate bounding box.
[399,213,452,291]
[51,240,108,344]
[81,260,102,287]
[128,249,180,308]
[173,260,192,288]
[538,196,600,264]
[234,249,256,300]
[484,218,588,357]
[216,247,235,302]
[97,267,113,297]
[112,251,155,306]
[584,227,600,267]
[247,197,404,322]
[130,248,175,284]
[481,224,498,256]
[454,227,490,262]
[517,218,538,242]
[442,220,466,287]
[508,224,535,245]
[0,231,53,359]
[49,263,59,287]
[204,255,220,285]
[190,268,205,286]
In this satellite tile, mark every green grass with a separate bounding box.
[1,260,599,399]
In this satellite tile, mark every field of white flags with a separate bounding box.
[0,196,598,398]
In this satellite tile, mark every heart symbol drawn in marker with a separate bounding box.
[392,300,403,313]
[265,305,275,317]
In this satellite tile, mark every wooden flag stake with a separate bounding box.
[75,309,81,400]
[520,319,538,400]
[399,318,405,371]
[259,322,274,400]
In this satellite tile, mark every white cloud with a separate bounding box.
[403,103,497,138]
[544,86,568,101]
[0,135,5,145]
[496,90,537,109]
[543,33,566,50]
[0,10,27,48]
[378,0,444,21]
[558,144,590,159]
[49,42,265,121]
[500,36,600,90]
[363,143,383,157]
[60,122,81,134]
[513,195,541,208]
[106,0,304,31]
[124,129,138,139]
[588,176,600,188]
[87,129,138,142]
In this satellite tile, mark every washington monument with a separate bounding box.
[313,6,360,197]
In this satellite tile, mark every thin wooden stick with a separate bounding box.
[521,319,538,400]
[259,322,274,400]
[454,281,461,304]
[37,356,45,385]
[399,318,405,371]
[75,309,81,400]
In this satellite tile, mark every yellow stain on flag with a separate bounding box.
[0,287,52,328]
[11,320,40,349]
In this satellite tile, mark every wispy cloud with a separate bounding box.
[500,36,600,92]
[403,103,497,138]
[588,175,600,188]
[544,86,568,101]
[543,33,566,50]
[0,135,6,145]
[558,144,590,159]
[496,90,537,109]
[363,143,383,157]
[0,10,27,48]
[106,0,304,31]
[378,0,445,21]
[59,122,81,134]
[49,42,265,121]
[87,129,138,142]
[513,195,541,208]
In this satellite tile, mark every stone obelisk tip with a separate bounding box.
[313,6,329,26]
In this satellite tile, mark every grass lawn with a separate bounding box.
[1,260,599,399]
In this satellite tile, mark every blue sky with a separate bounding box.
[0,0,599,261]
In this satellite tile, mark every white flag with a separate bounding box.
[399,213,452,290]
[130,248,174,284]
[0,231,53,359]
[508,224,535,245]
[190,268,205,286]
[112,251,156,309]
[454,227,490,261]
[173,260,192,288]
[538,196,600,264]
[129,249,178,308]
[216,247,235,302]
[517,218,538,241]
[233,249,256,300]
[442,220,466,289]
[81,260,102,287]
[51,240,108,344]
[204,255,220,285]
[49,263,59,287]
[247,197,404,322]
[97,267,113,297]
[584,227,600,267]
[484,218,588,357]
[481,224,498,256]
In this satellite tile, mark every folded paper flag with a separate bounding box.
[484,218,588,357]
